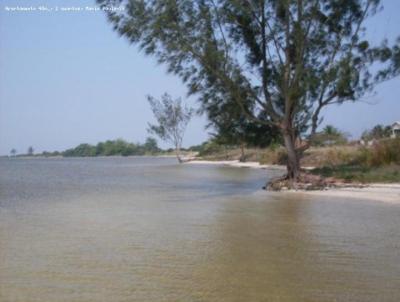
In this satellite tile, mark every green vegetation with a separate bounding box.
[98,0,400,186]
[356,138,400,167]
[310,138,400,183]
[311,165,400,183]
[310,125,348,147]
[194,137,400,184]
[361,124,393,141]
[62,138,160,157]
[27,146,34,156]
[147,93,193,162]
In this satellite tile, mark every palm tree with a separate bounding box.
[323,125,341,136]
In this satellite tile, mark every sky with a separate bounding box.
[0,0,399,155]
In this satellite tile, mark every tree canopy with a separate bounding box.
[98,0,400,183]
[63,138,160,157]
[361,124,392,141]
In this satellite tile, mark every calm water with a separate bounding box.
[0,157,399,302]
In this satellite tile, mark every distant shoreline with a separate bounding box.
[1,154,178,159]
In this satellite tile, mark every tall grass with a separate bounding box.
[356,138,400,167]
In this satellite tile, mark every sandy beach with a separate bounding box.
[185,160,400,204]
[185,159,287,170]
[289,184,400,204]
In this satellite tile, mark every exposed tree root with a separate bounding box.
[264,171,367,191]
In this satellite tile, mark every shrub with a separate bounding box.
[259,147,287,165]
[197,140,225,156]
[353,138,400,167]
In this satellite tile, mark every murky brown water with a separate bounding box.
[1,158,399,301]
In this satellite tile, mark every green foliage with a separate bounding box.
[42,151,61,157]
[361,124,392,141]
[311,125,348,146]
[208,99,282,148]
[27,146,34,156]
[197,140,225,157]
[147,93,193,159]
[259,147,288,165]
[98,0,400,179]
[10,149,17,156]
[144,137,160,154]
[187,142,208,153]
[62,138,160,157]
[356,138,400,167]
[311,139,400,183]
[312,164,400,183]
[97,0,400,135]
[63,144,97,157]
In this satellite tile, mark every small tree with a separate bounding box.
[27,146,34,156]
[147,93,193,162]
[10,148,17,157]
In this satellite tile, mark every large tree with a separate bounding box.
[98,0,399,185]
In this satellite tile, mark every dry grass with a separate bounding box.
[196,138,400,167]
[194,139,400,184]
[301,146,360,167]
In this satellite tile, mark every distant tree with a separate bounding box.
[99,0,400,186]
[63,139,153,157]
[322,125,341,136]
[147,93,193,162]
[63,143,96,157]
[27,146,34,156]
[144,137,160,154]
[10,148,17,157]
[361,124,392,141]
[311,125,348,146]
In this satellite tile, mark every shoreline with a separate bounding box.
[185,159,400,204]
[184,159,287,170]
[286,184,400,204]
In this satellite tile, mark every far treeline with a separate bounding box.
[16,137,204,158]
[39,138,162,157]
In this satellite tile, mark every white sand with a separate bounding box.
[185,159,286,170]
[185,160,400,204]
[288,184,400,204]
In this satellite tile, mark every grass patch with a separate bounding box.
[311,164,400,183]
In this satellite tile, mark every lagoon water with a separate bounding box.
[0,157,399,301]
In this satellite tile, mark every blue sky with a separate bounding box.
[0,0,399,155]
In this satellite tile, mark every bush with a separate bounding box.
[356,138,400,167]
[324,147,359,167]
[259,147,287,165]
[197,140,225,156]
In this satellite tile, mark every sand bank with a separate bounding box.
[288,184,400,204]
[185,159,287,170]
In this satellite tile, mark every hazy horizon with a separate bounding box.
[1,0,400,156]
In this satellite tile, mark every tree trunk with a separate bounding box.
[239,143,245,162]
[282,130,301,182]
[175,145,183,163]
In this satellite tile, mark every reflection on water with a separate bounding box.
[0,158,399,301]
